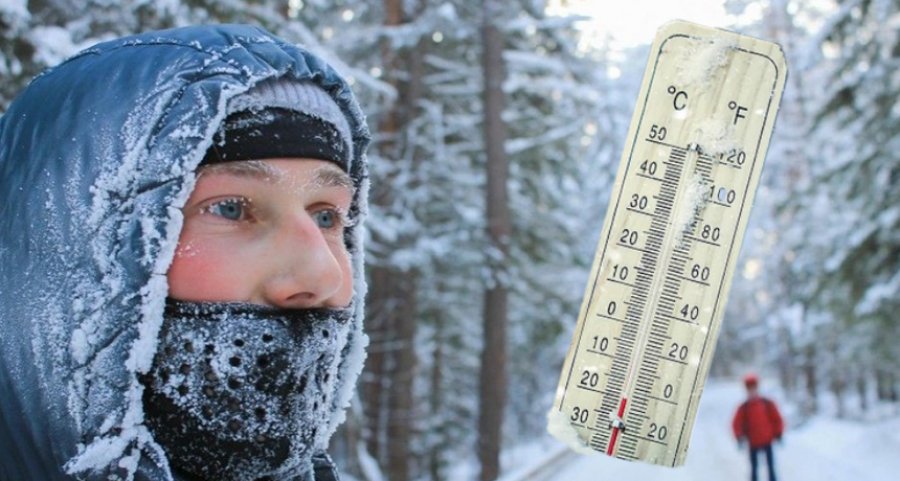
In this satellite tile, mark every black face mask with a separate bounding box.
[140,299,351,481]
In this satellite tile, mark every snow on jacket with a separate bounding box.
[731,396,784,449]
[0,24,370,480]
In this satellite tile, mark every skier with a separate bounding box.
[0,24,370,481]
[732,373,784,481]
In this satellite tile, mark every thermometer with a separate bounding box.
[548,20,786,467]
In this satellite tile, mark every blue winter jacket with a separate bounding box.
[0,24,370,481]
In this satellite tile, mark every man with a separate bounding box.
[0,24,369,481]
[732,373,784,481]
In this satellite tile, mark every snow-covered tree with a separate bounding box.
[1,0,180,108]
[714,0,899,415]
[800,0,900,410]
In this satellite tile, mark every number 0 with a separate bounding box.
[663,384,674,398]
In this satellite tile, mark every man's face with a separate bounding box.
[167,158,354,308]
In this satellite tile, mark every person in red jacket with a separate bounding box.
[732,373,784,481]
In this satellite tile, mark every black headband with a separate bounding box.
[202,108,349,171]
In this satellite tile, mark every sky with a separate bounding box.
[547,0,734,50]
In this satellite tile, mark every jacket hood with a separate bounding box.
[0,24,370,480]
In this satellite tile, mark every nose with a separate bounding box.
[258,214,348,309]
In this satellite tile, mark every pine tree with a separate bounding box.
[793,0,900,410]
[719,0,900,413]
[1,0,180,109]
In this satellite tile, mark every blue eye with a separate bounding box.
[206,198,247,221]
[313,209,338,229]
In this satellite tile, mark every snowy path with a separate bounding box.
[516,381,898,481]
[543,381,745,481]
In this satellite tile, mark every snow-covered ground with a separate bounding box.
[489,380,899,481]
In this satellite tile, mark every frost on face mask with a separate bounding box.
[140,300,352,481]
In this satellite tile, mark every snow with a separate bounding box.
[693,118,740,155]
[27,26,91,66]
[356,440,386,481]
[0,0,28,21]
[65,432,134,475]
[674,35,737,90]
[545,408,594,455]
[70,327,90,365]
[673,171,708,247]
[489,381,898,481]
[856,270,900,316]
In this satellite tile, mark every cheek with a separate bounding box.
[166,239,241,302]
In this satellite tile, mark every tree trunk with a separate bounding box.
[890,370,897,403]
[386,274,418,481]
[477,1,510,480]
[857,374,868,413]
[877,368,898,403]
[362,269,420,481]
[428,316,446,481]
[363,268,392,464]
[803,343,818,415]
[777,327,797,401]
[331,399,385,481]
[374,2,424,480]
[830,370,846,418]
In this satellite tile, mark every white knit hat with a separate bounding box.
[202,78,353,169]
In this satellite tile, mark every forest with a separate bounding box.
[1,0,897,480]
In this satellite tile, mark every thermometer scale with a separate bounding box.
[548,20,786,467]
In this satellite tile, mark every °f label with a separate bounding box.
[548,20,786,467]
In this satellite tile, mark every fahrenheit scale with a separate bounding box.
[548,21,786,466]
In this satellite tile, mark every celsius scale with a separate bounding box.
[548,20,786,466]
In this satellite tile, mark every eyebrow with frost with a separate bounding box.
[199,160,353,191]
